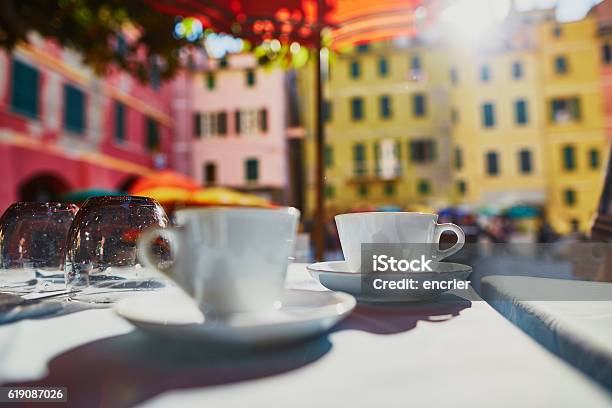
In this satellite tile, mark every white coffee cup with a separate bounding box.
[138,207,300,316]
[335,212,465,272]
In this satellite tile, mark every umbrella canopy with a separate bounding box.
[62,189,126,203]
[129,170,199,194]
[503,205,541,219]
[189,187,271,207]
[150,0,429,48]
[133,186,192,204]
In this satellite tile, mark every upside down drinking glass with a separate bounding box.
[65,196,171,303]
[0,202,78,292]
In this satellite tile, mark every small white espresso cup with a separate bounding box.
[335,212,465,272]
[138,207,300,316]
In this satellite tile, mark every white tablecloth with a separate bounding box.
[481,275,612,392]
[0,264,610,407]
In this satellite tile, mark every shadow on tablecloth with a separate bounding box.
[333,292,472,334]
[5,330,332,408]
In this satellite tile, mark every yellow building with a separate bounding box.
[449,11,549,210]
[299,40,453,218]
[539,16,608,233]
[299,9,609,234]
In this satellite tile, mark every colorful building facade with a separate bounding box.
[183,53,294,203]
[300,40,453,218]
[0,35,177,211]
[539,15,608,233]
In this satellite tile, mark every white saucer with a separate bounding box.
[114,289,356,346]
[307,261,472,302]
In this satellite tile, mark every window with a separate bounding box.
[353,143,366,176]
[562,145,576,170]
[554,56,568,74]
[323,100,332,122]
[409,139,436,163]
[11,59,39,118]
[512,61,523,79]
[203,162,216,186]
[480,64,491,82]
[235,110,241,134]
[350,61,361,79]
[324,144,333,168]
[325,184,336,199]
[564,188,576,206]
[551,98,580,123]
[245,158,259,182]
[193,112,202,138]
[486,151,499,175]
[411,55,422,73]
[518,149,532,174]
[450,67,459,85]
[553,25,562,38]
[589,149,600,169]
[603,44,612,64]
[246,69,256,86]
[217,111,228,135]
[456,180,467,195]
[206,73,215,90]
[145,117,160,152]
[379,58,389,76]
[515,99,528,125]
[417,179,431,195]
[114,102,126,143]
[570,218,580,232]
[454,147,463,170]
[258,109,268,132]
[482,103,496,128]
[63,84,86,134]
[357,184,368,197]
[384,182,395,196]
[351,97,364,120]
[413,94,426,117]
[380,95,392,119]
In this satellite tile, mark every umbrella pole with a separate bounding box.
[314,1,325,261]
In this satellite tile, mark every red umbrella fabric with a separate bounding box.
[149,0,429,48]
[128,170,199,194]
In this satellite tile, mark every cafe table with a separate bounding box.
[0,263,610,407]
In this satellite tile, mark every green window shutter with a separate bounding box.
[418,179,431,195]
[354,143,365,176]
[11,59,39,118]
[589,149,600,169]
[324,145,333,168]
[564,189,576,206]
[562,145,576,170]
[246,69,256,86]
[206,73,215,90]
[519,149,532,173]
[64,84,86,134]
[246,158,259,181]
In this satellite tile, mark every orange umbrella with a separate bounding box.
[131,186,191,205]
[189,187,271,207]
[129,170,199,194]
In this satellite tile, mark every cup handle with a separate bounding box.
[137,226,180,277]
[434,223,465,260]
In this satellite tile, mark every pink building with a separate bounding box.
[0,35,179,211]
[179,53,296,203]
